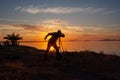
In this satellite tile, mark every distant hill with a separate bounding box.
[99,39,120,41]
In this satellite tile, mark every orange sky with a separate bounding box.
[0,0,120,42]
[0,19,120,42]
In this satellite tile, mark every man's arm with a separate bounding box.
[44,33,54,40]
[61,33,65,37]
[44,33,50,40]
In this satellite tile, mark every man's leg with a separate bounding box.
[53,44,61,60]
[44,44,50,61]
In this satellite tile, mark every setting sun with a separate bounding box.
[50,46,54,51]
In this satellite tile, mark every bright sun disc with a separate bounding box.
[50,46,54,51]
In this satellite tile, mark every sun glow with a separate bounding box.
[50,46,54,51]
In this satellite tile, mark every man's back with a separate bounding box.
[49,32,63,44]
[44,30,65,45]
[49,32,58,44]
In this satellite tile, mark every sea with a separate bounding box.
[21,41,120,56]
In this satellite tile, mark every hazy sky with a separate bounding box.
[0,0,120,41]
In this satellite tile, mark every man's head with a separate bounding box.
[57,30,61,34]
[57,30,65,37]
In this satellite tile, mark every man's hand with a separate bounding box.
[44,37,46,40]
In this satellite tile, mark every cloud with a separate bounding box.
[0,24,24,37]
[13,24,39,30]
[0,18,29,23]
[101,10,118,15]
[41,19,68,25]
[0,24,23,30]
[1,19,120,39]
[82,34,97,37]
[15,5,116,15]
[0,19,83,34]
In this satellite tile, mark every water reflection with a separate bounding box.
[22,41,120,56]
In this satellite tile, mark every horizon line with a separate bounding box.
[0,39,120,43]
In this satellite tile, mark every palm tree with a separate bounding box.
[4,33,22,46]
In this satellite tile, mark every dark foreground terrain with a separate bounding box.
[0,46,120,80]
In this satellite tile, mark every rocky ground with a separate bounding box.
[0,46,120,80]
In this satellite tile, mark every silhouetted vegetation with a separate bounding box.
[0,42,2,48]
[3,33,22,46]
[0,46,120,80]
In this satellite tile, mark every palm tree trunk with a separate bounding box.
[11,40,15,46]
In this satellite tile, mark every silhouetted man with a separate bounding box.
[44,30,65,60]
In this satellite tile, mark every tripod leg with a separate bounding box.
[59,37,64,53]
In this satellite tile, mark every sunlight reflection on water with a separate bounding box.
[21,41,120,56]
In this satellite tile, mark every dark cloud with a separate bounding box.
[13,24,45,31]
[82,34,96,37]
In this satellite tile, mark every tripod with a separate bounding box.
[58,37,64,53]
